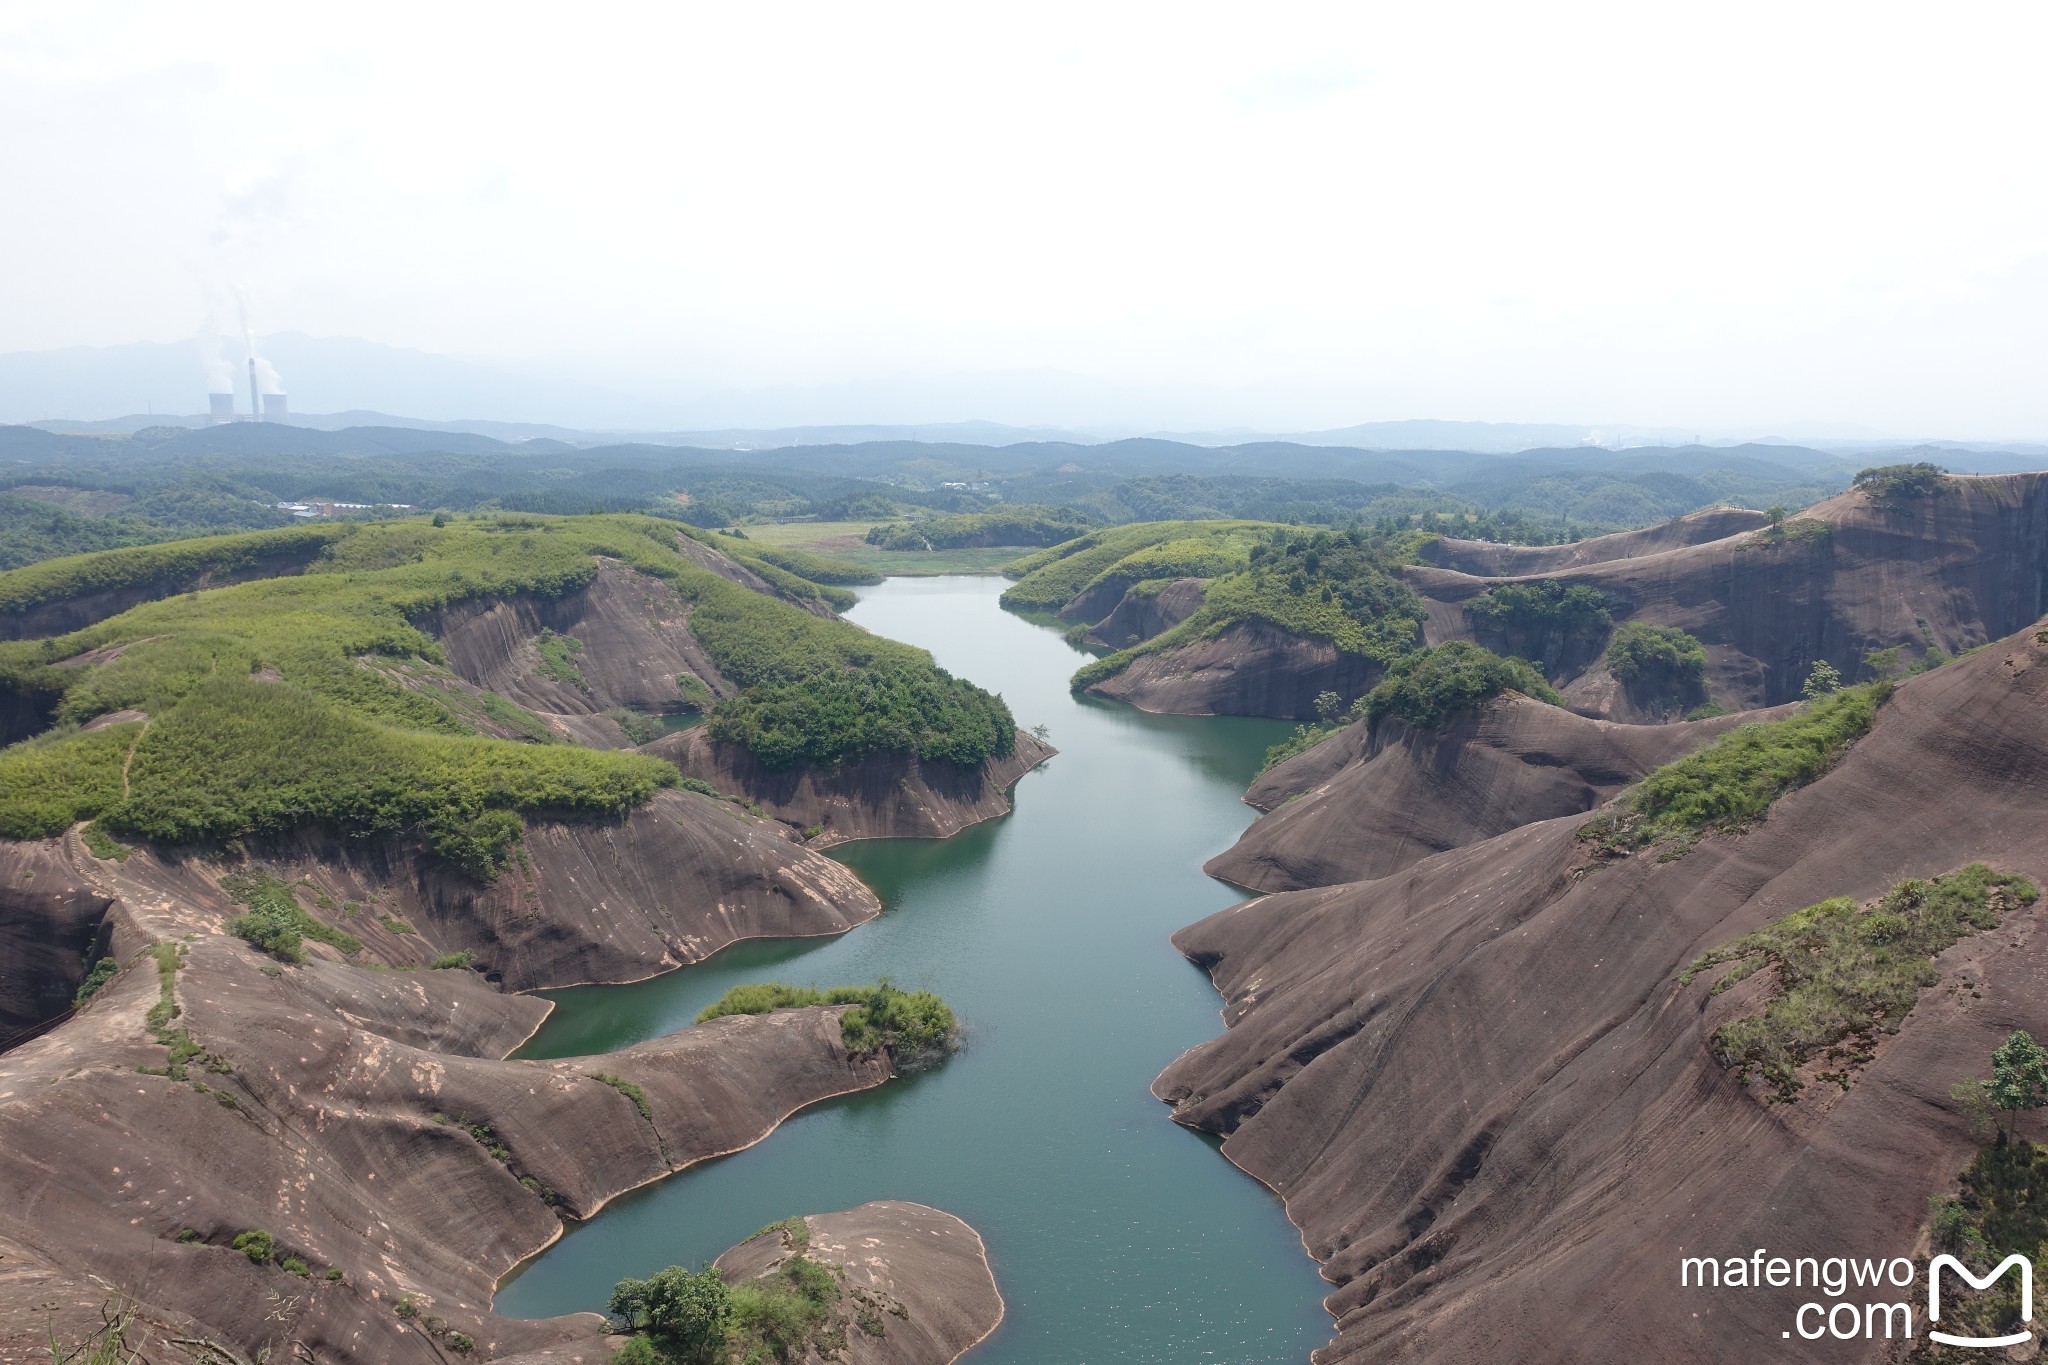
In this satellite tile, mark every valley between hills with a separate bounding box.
[1,452,2045,1363]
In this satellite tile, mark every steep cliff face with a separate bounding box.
[1084,577,1207,649]
[0,841,111,1036]
[0,786,879,1013]
[650,728,1055,845]
[1088,620,1384,720]
[1207,697,1781,893]
[0,902,896,1363]
[1409,472,2048,711]
[426,559,733,745]
[1157,620,2048,1364]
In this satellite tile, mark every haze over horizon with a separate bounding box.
[4,2,2045,438]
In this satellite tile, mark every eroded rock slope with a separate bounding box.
[1157,621,2048,1363]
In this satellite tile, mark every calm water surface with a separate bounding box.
[495,575,1331,1362]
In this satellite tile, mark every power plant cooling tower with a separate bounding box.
[208,393,235,422]
[263,393,288,421]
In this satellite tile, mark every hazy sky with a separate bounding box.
[4,2,2045,434]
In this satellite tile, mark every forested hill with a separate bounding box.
[0,515,1014,877]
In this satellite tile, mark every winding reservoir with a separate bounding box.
[497,575,1331,1361]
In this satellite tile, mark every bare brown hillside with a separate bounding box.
[1206,696,1785,893]
[0,888,897,1361]
[1413,471,2048,712]
[1156,619,2048,1363]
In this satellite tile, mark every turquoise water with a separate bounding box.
[495,575,1332,1362]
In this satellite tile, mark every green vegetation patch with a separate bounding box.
[1853,461,1948,500]
[1000,520,1270,611]
[1069,526,1426,691]
[0,721,138,841]
[1363,641,1561,731]
[867,505,1095,551]
[1464,580,1611,634]
[696,980,957,1061]
[79,819,131,860]
[73,955,118,1007]
[1682,866,2036,1101]
[534,628,587,688]
[112,675,672,878]
[231,1229,275,1265]
[224,871,363,963]
[0,515,1010,865]
[1606,622,1707,686]
[0,523,350,619]
[589,1071,653,1122]
[145,942,183,1031]
[1606,621,1709,711]
[608,1240,860,1365]
[1579,683,1888,854]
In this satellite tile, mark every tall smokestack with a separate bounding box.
[248,357,260,420]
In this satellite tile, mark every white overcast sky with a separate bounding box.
[3,1,2045,435]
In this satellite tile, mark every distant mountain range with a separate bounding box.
[5,333,2045,456]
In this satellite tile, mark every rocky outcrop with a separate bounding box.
[1087,620,1383,720]
[713,1202,1005,1364]
[1408,471,2048,711]
[0,787,880,1007]
[0,910,897,1363]
[1157,619,2048,1364]
[1416,506,1771,576]
[426,559,733,745]
[0,839,112,1037]
[650,729,1055,845]
[1207,697,1783,893]
[1085,576,1207,649]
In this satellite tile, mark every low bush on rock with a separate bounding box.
[1681,865,2036,1101]
[696,980,957,1063]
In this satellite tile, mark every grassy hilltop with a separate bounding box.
[0,515,1013,875]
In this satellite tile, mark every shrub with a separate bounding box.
[1853,462,1948,499]
[589,1071,653,1122]
[1583,683,1887,851]
[534,628,587,688]
[1606,622,1708,687]
[1259,721,1345,775]
[428,951,475,970]
[1362,642,1561,731]
[144,942,182,1030]
[696,980,957,1061]
[73,955,119,1007]
[231,1229,275,1264]
[80,820,131,861]
[1464,581,1611,635]
[224,872,362,964]
[1682,866,2036,1101]
[608,1264,732,1364]
[281,1257,310,1277]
